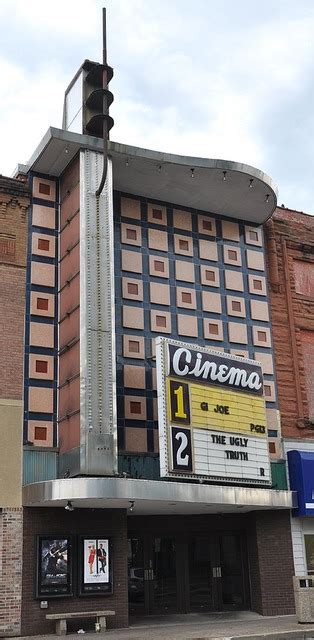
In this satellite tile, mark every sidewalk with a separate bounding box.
[16,611,314,640]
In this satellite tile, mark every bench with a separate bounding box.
[46,610,115,635]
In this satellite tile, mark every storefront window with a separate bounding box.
[304,535,314,573]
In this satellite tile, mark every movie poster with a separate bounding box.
[81,538,112,594]
[37,536,72,597]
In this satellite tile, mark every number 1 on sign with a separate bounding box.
[169,380,191,425]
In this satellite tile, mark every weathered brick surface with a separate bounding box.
[21,508,128,636]
[265,208,314,439]
[0,508,23,637]
[0,177,29,400]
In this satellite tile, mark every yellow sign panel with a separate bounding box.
[167,378,267,438]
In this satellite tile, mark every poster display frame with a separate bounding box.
[36,535,73,598]
[79,536,113,596]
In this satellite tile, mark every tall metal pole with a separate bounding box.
[96,7,108,196]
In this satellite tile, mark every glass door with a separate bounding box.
[150,537,177,614]
[219,533,246,609]
[188,536,219,612]
[128,537,146,616]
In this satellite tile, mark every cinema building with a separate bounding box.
[17,58,297,634]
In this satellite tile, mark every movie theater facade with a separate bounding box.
[20,128,296,634]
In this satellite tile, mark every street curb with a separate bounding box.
[187,631,314,640]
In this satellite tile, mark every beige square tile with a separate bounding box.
[226,296,246,318]
[31,262,55,287]
[252,326,272,347]
[148,228,168,252]
[254,352,274,375]
[248,274,267,296]
[266,408,281,432]
[32,204,56,229]
[225,270,244,292]
[202,291,221,313]
[223,245,242,266]
[263,381,276,402]
[174,234,194,256]
[122,306,144,329]
[199,239,218,262]
[121,223,142,247]
[122,277,143,301]
[208,345,225,352]
[203,319,223,340]
[125,427,147,452]
[177,314,198,337]
[125,396,147,420]
[200,265,220,287]
[198,215,216,236]
[149,255,169,278]
[175,260,195,283]
[33,177,56,201]
[28,386,54,413]
[30,322,54,348]
[28,420,53,447]
[29,354,54,380]
[124,365,146,389]
[30,292,55,317]
[228,322,248,344]
[32,232,56,258]
[222,220,240,241]
[173,209,192,231]
[245,225,263,247]
[150,311,171,333]
[121,250,143,274]
[246,249,265,271]
[150,282,170,305]
[250,299,269,321]
[121,197,141,220]
[229,349,249,359]
[147,203,167,226]
[176,287,197,309]
[123,335,145,359]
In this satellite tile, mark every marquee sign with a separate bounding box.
[156,338,271,486]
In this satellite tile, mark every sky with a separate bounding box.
[1,0,314,214]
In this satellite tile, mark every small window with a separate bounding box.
[231,300,242,312]
[129,340,140,353]
[203,220,212,231]
[208,323,219,335]
[156,315,167,327]
[268,442,276,454]
[127,282,139,295]
[257,330,267,342]
[205,270,215,282]
[126,228,137,240]
[152,208,163,220]
[130,401,142,414]
[35,360,48,373]
[36,298,49,311]
[179,239,189,251]
[39,182,51,196]
[154,260,165,272]
[34,426,47,440]
[264,384,271,397]
[249,230,259,241]
[38,238,50,251]
[253,279,263,291]
[304,535,314,573]
[182,292,192,304]
[228,249,237,261]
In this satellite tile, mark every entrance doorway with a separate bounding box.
[127,532,249,616]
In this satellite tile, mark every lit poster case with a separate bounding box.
[36,536,73,598]
[79,537,113,595]
[156,337,271,486]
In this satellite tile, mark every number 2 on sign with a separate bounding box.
[169,380,191,425]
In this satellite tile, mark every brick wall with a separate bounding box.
[248,510,295,615]
[0,176,29,400]
[21,508,128,635]
[0,509,23,637]
[265,209,314,438]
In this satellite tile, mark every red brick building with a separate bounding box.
[0,175,29,636]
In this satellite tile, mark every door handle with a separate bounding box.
[217,566,222,578]
[144,569,149,580]
[212,567,217,577]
